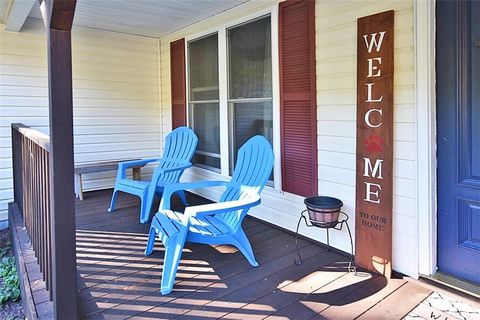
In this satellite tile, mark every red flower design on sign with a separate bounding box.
[364,134,384,153]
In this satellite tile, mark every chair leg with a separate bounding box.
[140,189,155,224]
[160,234,186,295]
[140,184,157,223]
[177,190,189,206]
[108,188,119,213]
[145,227,157,256]
[140,197,149,224]
[231,229,259,267]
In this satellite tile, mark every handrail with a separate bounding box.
[11,123,54,299]
[11,123,50,151]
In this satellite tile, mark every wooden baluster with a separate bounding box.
[35,145,45,280]
[43,149,48,284]
[33,142,38,262]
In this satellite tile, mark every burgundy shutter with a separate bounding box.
[170,38,186,128]
[279,0,318,196]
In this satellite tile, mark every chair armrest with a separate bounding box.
[119,158,162,170]
[184,195,261,219]
[116,158,161,180]
[159,180,229,210]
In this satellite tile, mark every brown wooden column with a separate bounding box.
[39,0,77,318]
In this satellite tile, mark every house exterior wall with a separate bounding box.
[0,0,419,277]
[0,18,161,221]
[158,0,418,277]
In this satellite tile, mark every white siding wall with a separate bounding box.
[0,18,160,221]
[158,0,418,277]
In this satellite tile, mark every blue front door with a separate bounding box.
[436,0,480,284]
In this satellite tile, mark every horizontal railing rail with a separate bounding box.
[11,123,53,297]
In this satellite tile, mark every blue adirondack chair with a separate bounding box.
[108,127,198,223]
[145,135,274,294]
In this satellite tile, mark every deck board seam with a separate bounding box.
[153,243,328,319]
[76,223,272,284]
[216,255,349,320]
[77,227,300,315]
[111,236,314,319]
[352,281,408,319]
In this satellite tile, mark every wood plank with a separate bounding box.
[195,253,345,320]
[265,271,379,320]
[80,228,312,319]
[74,159,140,174]
[356,281,433,320]
[75,223,273,288]
[227,262,349,320]
[314,277,406,319]
[355,10,395,277]
[73,190,418,320]
[75,190,209,226]
[8,202,39,320]
[126,243,326,319]
[81,229,308,318]
[73,191,283,309]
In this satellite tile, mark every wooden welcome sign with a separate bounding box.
[355,10,394,277]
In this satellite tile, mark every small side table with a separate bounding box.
[295,210,356,273]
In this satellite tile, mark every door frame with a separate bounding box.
[415,0,437,277]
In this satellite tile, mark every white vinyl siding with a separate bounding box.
[0,18,160,221]
[159,0,417,277]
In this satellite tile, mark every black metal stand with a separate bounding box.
[295,210,356,273]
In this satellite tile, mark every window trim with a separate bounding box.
[186,32,221,172]
[185,5,281,191]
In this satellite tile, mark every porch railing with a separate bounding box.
[11,123,52,294]
[11,123,76,316]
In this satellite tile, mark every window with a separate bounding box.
[188,34,220,171]
[187,15,274,180]
[228,16,273,174]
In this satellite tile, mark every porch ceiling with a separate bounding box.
[28,0,250,38]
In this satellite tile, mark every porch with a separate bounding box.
[73,190,430,319]
[5,0,479,318]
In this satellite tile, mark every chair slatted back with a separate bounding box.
[216,136,274,230]
[155,127,198,184]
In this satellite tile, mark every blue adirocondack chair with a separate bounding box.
[145,135,274,294]
[108,127,198,223]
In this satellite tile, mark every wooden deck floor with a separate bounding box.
[75,190,432,320]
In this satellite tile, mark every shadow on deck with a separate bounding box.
[75,190,431,320]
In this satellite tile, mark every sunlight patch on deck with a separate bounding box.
[278,270,346,293]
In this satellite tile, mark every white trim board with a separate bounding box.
[3,0,35,32]
[415,0,437,277]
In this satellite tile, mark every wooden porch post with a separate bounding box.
[39,0,77,318]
